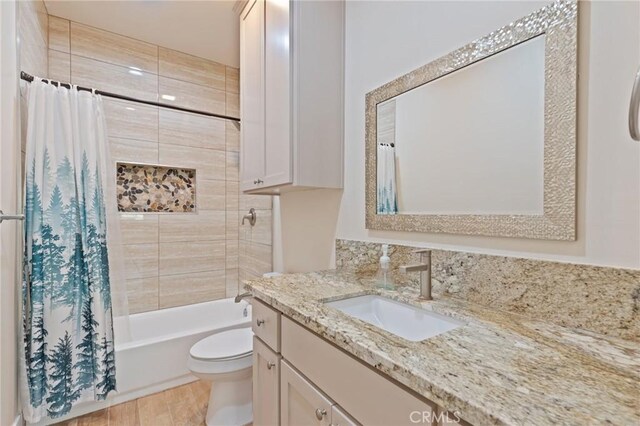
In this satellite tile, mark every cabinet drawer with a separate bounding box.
[282,317,436,426]
[253,336,280,426]
[281,360,333,426]
[252,298,281,352]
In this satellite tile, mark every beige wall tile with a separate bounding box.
[70,22,158,73]
[239,268,258,282]
[226,151,239,182]
[159,241,225,276]
[109,137,158,164]
[158,210,225,242]
[159,270,226,309]
[241,193,273,211]
[159,144,225,181]
[225,268,239,298]
[72,55,158,102]
[159,47,225,90]
[226,211,239,241]
[49,16,70,53]
[245,209,272,246]
[226,121,240,152]
[18,0,48,77]
[197,180,226,211]
[159,109,225,150]
[123,243,159,279]
[226,181,239,212]
[119,214,159,245]
[159,76,225,115]
[225,66,239,94]
[240,241,273,279]
[126,277,159,314]
[226,240,239,269]
[48,50,70,82]
[225,92,240,118]
[103,98,158,142]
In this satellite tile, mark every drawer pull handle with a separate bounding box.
[256,319,265,326]
[266,361,276,370]
[315,408,327,420]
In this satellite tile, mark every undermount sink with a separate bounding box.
[325,295,462,342]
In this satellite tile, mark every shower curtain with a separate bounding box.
[20,79,124,423]
[377,144,398,214]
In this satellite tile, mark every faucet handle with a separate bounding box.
[412,249,431,264]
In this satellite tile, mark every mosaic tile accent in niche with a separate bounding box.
[117,162,196,212]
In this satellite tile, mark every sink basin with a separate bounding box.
[325,295,462,342]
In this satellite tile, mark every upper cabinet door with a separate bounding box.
[264,0,293,187]
[240,0,266,191]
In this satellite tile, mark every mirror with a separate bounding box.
[379,36,545,216]
[366,1,577,240]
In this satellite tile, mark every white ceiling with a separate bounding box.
[44,0,240,67]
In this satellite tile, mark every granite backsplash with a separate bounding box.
[335,239,640,341]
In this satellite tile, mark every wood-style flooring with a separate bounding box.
[55,380,211,426]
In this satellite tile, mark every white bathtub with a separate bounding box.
[39,298,252,425]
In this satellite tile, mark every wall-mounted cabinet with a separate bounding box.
[240,0,344,195]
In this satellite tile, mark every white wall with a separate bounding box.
[332,0,640,269]
[0,1,21,424]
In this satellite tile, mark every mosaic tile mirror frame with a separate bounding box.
[364,0,578,240]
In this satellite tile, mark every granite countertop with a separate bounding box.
[244,270,640,426]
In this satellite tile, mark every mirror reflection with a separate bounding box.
[376,35,546,216]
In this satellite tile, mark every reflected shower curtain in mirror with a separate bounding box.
[20,79,123,423]
[377,144,398,214]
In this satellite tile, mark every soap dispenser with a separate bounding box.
[375,244,395,289]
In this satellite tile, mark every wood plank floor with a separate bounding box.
[55,381,212,426]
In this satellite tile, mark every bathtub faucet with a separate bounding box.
[234,292,252,303]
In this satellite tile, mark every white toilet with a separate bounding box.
[187,327,253,426]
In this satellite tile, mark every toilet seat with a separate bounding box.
[188,328,253,376]
[190,328,253,361]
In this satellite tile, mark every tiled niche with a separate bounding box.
[116,162,196,213]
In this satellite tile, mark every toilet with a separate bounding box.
[187,327,253,426]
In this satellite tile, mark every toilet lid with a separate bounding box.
[190,328,253,361]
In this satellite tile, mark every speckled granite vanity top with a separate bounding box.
[245,270,640,426]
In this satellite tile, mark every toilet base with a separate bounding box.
[205,368,253,426]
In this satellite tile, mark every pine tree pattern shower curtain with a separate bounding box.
[21,80,116,423]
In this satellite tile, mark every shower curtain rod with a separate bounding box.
[20,71,241,123]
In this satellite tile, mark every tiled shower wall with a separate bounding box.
[31,14,274,313]
[18,0,48,78]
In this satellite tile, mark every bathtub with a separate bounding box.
[38,298,252,425]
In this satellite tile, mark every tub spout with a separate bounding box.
[234,292,252,303]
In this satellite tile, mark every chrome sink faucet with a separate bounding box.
[399,249,432,300]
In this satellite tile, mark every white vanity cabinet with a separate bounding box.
[251,297,468,426]
[253,336,281,426]
[239,0,344,194]
[280,361,334,426]
[281,360,360,426]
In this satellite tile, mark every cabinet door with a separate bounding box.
[263,0,292,188]
[240,0,266,191]
[253,336,280,426]
[281,360,333,426]
[331,405,360,426]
